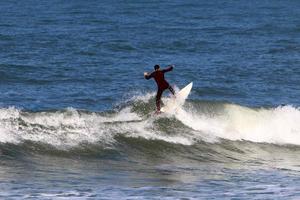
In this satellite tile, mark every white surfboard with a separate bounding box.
[161,82,193,113]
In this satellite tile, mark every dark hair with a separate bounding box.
[154,65,160,70]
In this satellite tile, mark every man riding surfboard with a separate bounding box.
[144,64,175,113]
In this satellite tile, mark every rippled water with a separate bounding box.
[0,0,300,199]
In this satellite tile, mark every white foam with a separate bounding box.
[174,104,300,145]
[129,92,156,103]
[0,105,194,149]
[0,107,137,148]
[222,104,300,144]
[109,107,141,122]
[0,107,21,143]
[1,99,300,148]
[125,119,194,145]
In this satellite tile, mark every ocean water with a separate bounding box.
[1,0,300,199]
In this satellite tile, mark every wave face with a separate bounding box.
[1,93,300,155]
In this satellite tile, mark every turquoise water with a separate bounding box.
[0,0,300,199]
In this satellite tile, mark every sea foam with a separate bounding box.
[175,103,300,145]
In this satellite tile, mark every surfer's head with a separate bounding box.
[154,65,160,70]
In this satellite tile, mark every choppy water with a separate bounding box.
[1,0,300,199]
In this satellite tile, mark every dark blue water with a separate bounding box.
[1,0,300,199]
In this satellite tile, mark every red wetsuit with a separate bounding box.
[145,66,175,111]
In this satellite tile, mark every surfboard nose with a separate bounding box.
[161,82,193,113]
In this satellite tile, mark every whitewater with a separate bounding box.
[1,93,300,150]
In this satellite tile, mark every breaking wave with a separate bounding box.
[0,93,300,158]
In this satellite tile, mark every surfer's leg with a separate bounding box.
[156,89,163,111]
[168,86,175,95]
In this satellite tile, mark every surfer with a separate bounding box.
[144,64,175,113]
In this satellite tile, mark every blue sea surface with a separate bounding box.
[0,0,300,199]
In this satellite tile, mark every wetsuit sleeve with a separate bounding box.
[144,72,154,80]
[162,66,173,73]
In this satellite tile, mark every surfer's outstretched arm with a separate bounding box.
[144,72,153,80]
[162,65,174,73]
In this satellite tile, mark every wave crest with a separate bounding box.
[0,94,300,153]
